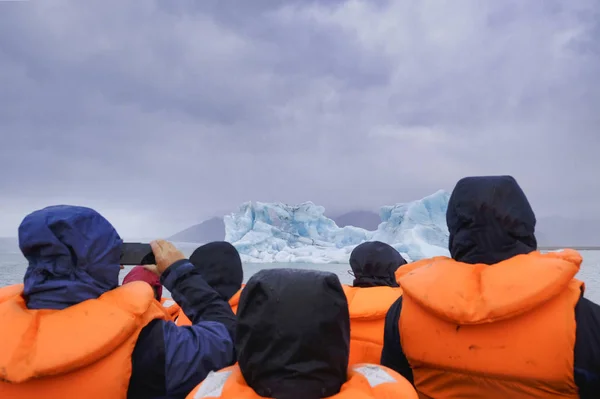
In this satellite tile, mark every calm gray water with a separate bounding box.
[1,237,599,303]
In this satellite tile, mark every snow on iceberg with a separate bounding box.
[224,190,451,263]
[371,190,451,262]
[224,202,370,263]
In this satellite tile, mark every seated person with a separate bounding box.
[381,176,600,398]
[176,241,243,325]
[343,241,407,365]
[0,205,236,399]
[186,268,418,399]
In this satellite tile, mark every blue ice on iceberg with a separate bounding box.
[371,190,451,262]
[223,190,451,263]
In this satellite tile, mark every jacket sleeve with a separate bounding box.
[160,260,237,396]
[380,296,414,384]
[162,259,236,338]
[574,296,600,398]
[161,321,234,395]
[129,320,235,398]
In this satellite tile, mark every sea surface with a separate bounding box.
[1,238,599,303]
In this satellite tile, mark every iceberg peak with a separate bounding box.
[224,191,451,263]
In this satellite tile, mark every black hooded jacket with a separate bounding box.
[380,176,600,398]
[189,241,243,301]
[236,269,350,399]
[350,241,406,287]
[446,175,538,264]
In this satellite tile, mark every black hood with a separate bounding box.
[446,175,537,265]
[189,241,243,300]
[350,241,406,287]
[236,269,350,399]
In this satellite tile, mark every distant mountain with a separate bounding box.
[168,217,225,243]
[332,210,381,231]
[536,216,600,247]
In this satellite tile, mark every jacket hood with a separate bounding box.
[236,269,350,399]
[446,176,537,265]
[123,266,162,300]
[19,205,122,310]
[189,241,243,300]
[350,241,406,287]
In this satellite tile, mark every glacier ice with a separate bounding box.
[371,190,451,262]
[223,190,451,263]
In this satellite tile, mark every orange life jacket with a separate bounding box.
[161,296,182,320]
[228,287,242,314]
[176,285,244,326]
[175,308,191,326]
[342,285,403,365]
[0,281,169,399]
[394,257,446,284]
[397,250,584,398]
[185,363,418,399]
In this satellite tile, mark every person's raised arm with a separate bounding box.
[147,240,236,336]
[132,240,237,397]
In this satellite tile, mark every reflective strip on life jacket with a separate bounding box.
[188,363,418,399]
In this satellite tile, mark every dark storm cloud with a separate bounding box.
[0,0,598,237]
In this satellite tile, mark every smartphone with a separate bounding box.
[120,242,156,265]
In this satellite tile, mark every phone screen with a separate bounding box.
[120,242,156,265]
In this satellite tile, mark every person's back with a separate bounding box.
[344,241,406,365]
[0,205,237,399]
[176,241,243,326]
[186,268,418,399]
[381,176,600,398]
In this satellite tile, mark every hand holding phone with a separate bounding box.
[150,240,186,275]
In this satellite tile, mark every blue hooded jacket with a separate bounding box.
[380,176,600,398]
[20,205,123,309]
[18,205,236,399]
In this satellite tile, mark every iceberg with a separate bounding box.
[224,190,451,263]
[371,190,451,261]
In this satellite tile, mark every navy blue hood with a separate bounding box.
[350,241,406,287]
[236,269,350,399]
[189,241,243,300]
[446,176,537,265]
[19,205,123,310]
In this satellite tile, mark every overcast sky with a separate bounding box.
[0,0,598,238]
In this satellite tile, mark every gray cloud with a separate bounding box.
[0,0,598,237]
